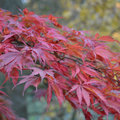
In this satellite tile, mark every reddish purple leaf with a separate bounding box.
[82,88,90,106]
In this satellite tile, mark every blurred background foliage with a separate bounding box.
[25,0,120,36]
[0,0,120,120]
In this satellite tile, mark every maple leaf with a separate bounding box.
[31,45,47,64]
[51,83,64,105]
[98,35,120,43]
[95,45,114,60]
[76,86,82,105]
[85,86,107,104]
[47,28,67,42]
[30,67,54,80]
[106,99,120,114]
[10,68,19,85]
[18,75,41,93]
[17,67,54,93]
[81,66,100,78]
[82,88,90,106]
[0,49,33,75]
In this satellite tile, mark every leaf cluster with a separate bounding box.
[0,8,120,119]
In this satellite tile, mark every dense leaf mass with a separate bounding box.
[0,8,120,119]
[0,92,16,120]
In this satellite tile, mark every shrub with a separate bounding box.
[0,8,120,119]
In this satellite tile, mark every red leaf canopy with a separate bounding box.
[0,8,120,119]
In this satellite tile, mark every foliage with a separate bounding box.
[26,0,120,52]
[26,0,120,34]
[0,8,120,120]
[60,0,120,33]
[0,93,16,120]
